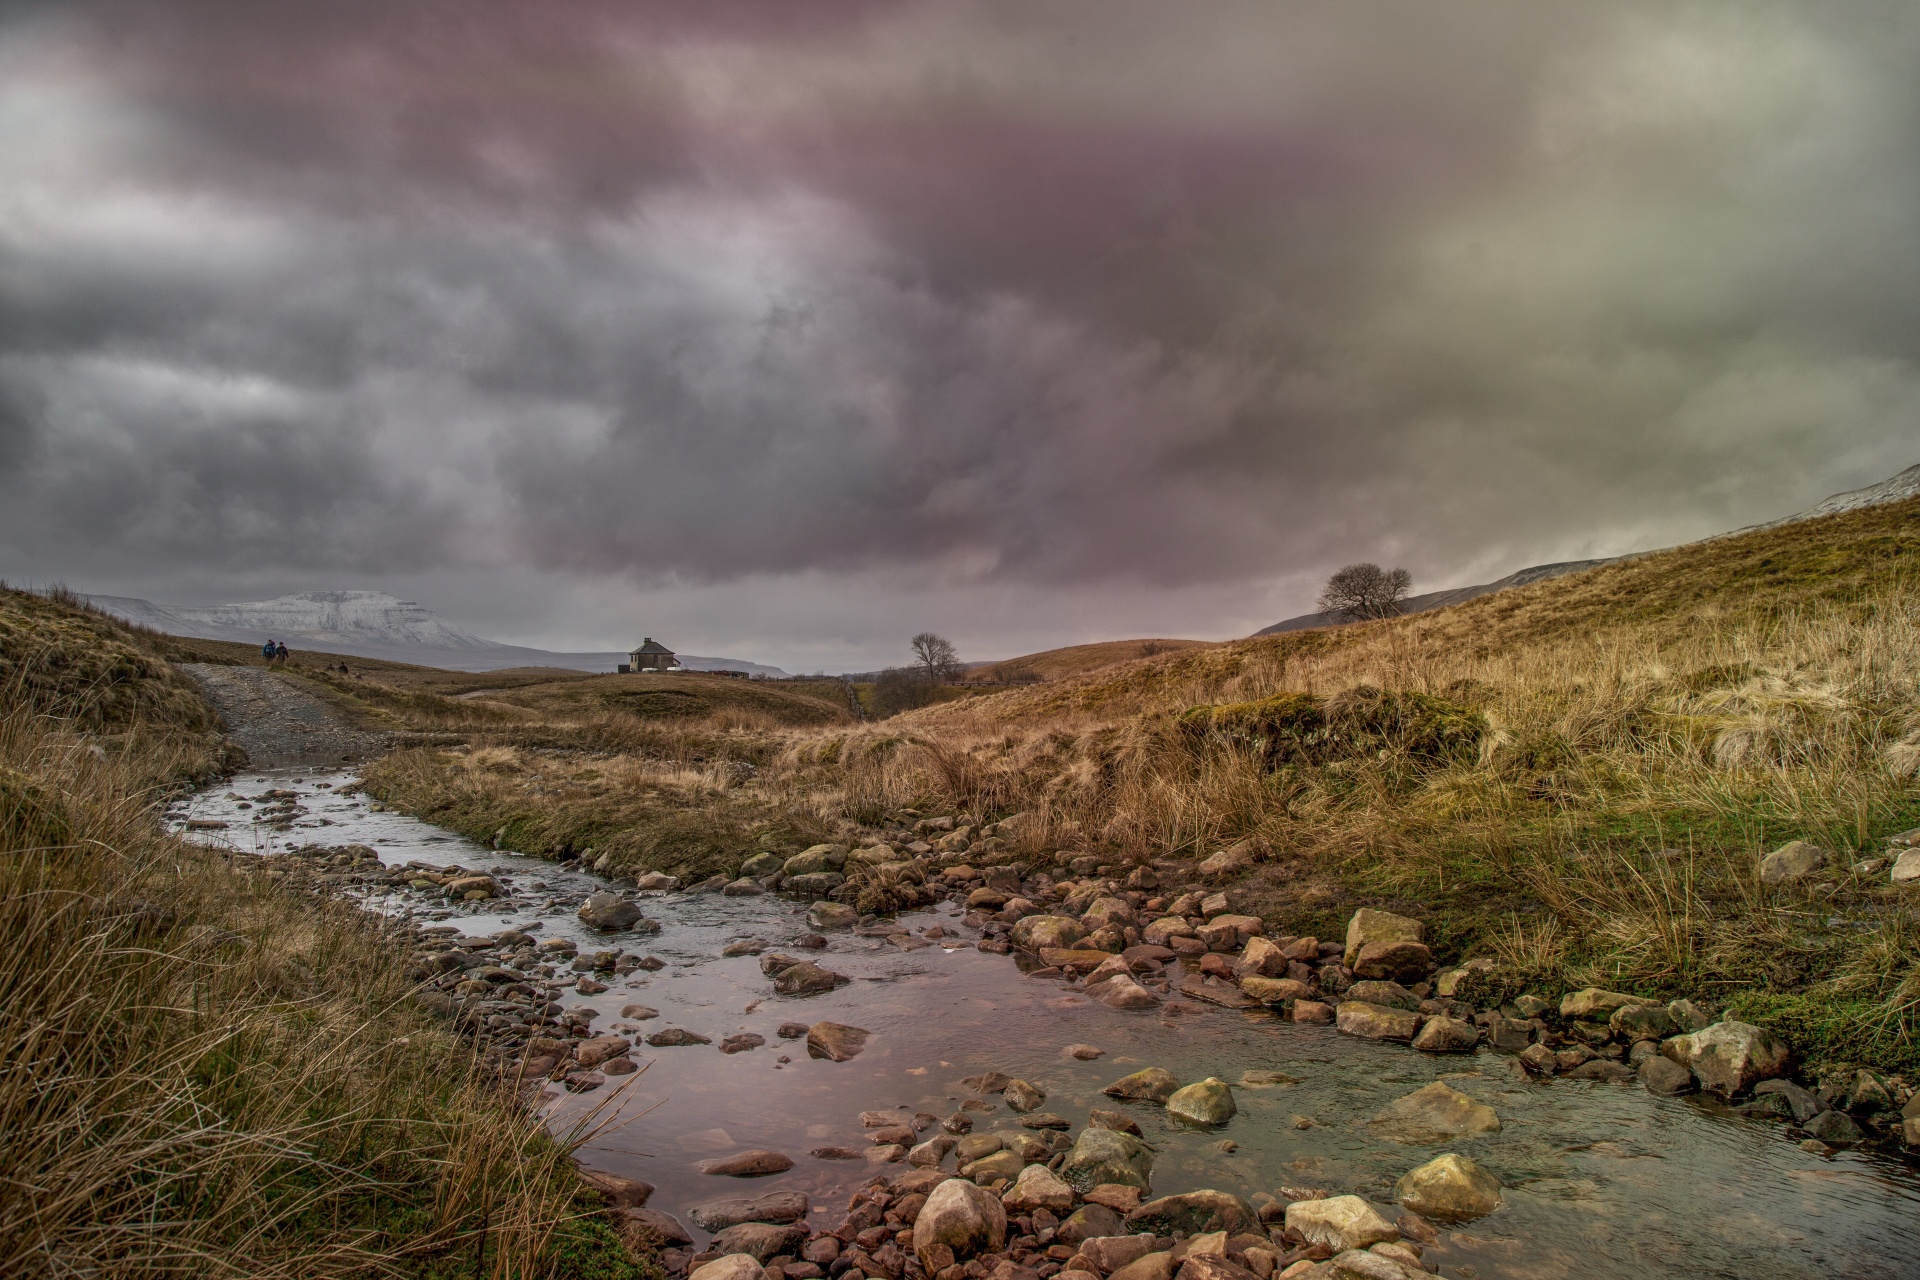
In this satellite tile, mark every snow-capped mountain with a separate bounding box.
[86,591,789,677]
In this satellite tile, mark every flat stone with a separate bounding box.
[689,1254,766,1280]
[1565,1059,1635,1083]
[1336,1002,1421,1042]
[1109,1254,1175,1280]
[1043,948,1117,973]
[1011,915,1088,951]
[697,1150,794,1177]
[1084,1184,1146,1213]
[1060,1127,1154,1193]
[1559,988,1651,1020]
[719,1033,766,1054]
[1103,1067,1181,1103]
[1410,1016,1478,1053]
[1284,1195,1399,1252]
[620,1004,660,1020]
[647,1028,713,1047]
[1638,1056,1695,1095]
[1891,848,1920,884]
[1293,999,1335,1024]
[1125,1190,1256,1236]
[1239,975,1313,1005]
[1021,1112,1072,1130]
[1173,1256,1258,1280]
[1368,1082,1500,1144]
[1088,1107,1142,1136]
[1166,1078,1237,1127]
[687,1191,811,1231]
[806,1022,871,1062]
[1067,1043,1105,1059]
[578,1168,654,1208]
[1346,980,1420,1011]
[618,1207,692,1246]
[1178,977,1257,1009]
[961,1149,1026,1182]
[710,1224,807,1264]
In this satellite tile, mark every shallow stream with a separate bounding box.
[173,770,1920,1280]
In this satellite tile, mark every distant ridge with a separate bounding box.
[1252,462,1919,637]
[85,591,790,677]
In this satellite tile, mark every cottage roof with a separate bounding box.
[631,637,674,655]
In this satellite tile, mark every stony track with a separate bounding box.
[180,662,394,768]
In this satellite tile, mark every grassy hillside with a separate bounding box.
[773,498,1920,1072]
[967,637,1219,684]
[0,586,649,1277]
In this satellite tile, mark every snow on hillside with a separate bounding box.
[172,591,492,647]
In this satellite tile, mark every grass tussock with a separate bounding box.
[0,587,650,1278]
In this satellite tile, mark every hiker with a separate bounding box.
[275,641,290,665]
[262,639,276,663]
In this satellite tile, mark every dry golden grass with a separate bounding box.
[967,638,1220,684]
[761,501,1920,1070]
[0,589,649,1278]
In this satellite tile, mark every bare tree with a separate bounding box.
[1318,563,1413,622]
[910,632,963,683]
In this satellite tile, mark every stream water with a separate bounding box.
[171,769,1920,1280]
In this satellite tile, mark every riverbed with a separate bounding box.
[171,769,1920,1280]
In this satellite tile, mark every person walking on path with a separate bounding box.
[274,641,290,665]
[262,639,276,664]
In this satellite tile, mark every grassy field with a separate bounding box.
[0,586,651,1279]
[966,637,1221,685]
[767,498,1920,1073]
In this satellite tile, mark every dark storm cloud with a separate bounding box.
[2,0,1918,636]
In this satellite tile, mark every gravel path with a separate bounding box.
[180,663,395,768]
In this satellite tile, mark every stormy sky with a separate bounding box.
[2,1,1916,670]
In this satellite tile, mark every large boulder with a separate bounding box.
[1343,909,1424,969]
[1336,1002,1421,1042]
[1060,1127,1154,1192]
[1559,988,1650,1020]
[1410,1016,1479,1053]
[1638,1055,1695,1096]
[1392,1153,1502,1222]
[1660,1021,1789,1098]
[687,1192,811,1231]
[578,893,644,931]
[1088,975,1163,1009]
[1125,1190,1256,1236]
[688,1255,765,1280]
[914,1178,1008,1271]
[1237,936,1289,977]
[806,1022,871,1062]
[1109,1254,1176,1280]
[807,901,857,930]
[709,1223,809,1263]
[1011,915,1087,951]
[1368,1083,1501,1144]
[1103,1067,1181,1103]
[1001,1164,1075,1214]
[783,844,846,876]
[1165,1078,1236,1127]
[1056,1206,1127,1246]
[1083,896,1139,930]
[740,851,786,879]
[1239,976,1313,1005]
[1345,980,1420,1011]
[771,961,850,996]
[1283,1196,1399,1252]
[1352,940,1434,984]
[1758,840,1827,886]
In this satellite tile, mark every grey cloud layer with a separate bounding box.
[2,1,1917,629]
